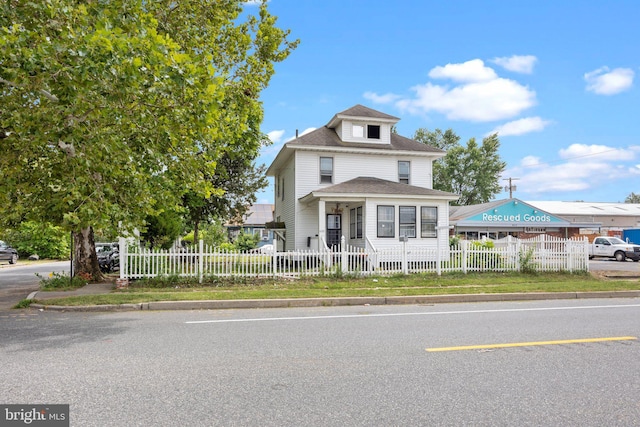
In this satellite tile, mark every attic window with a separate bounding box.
[353,125,364,138]
[367,125,380,139]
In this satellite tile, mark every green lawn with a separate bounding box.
[31,271,640,307]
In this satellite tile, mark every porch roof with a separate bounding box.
[299,177,459,203]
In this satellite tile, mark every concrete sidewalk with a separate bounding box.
[26,282,640,312]
[28,283,115,301]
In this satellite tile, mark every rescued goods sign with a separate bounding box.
[481,213,552,222]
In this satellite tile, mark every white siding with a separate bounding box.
[273,155,296,251]
[296,200,320,250]
[333,152,433,189]
[294,151,322,199]
[335,121,344,141]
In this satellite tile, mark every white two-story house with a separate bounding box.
[266,105,458,252]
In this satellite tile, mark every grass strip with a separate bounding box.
[32,272,640,307]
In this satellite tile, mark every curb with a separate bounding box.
[28,290,640,312]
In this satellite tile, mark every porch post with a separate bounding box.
[318,200,326,248]
[318,200,330,271]
[341,235,347,274]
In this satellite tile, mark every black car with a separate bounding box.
[97,242,119,273]
[0,240,19,264]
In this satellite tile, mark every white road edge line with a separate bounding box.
[185,303,640,324]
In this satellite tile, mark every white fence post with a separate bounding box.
[118,237,126,279]
[198,239,204,283]
[462,240,468,274]
[272,243,277,278]
[341,236,347,274]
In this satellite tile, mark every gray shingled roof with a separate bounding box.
[304,177,458,198]
[288,126,444,154]
[334,104,400,121]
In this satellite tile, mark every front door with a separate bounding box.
[326,214,341,249]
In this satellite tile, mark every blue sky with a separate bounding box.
[250,0,640,205]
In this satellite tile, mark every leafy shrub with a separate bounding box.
[519,248,538,274]
[468,240,502,269]
[37,271,88,290]
[3,221,70,259]
[234,231,260,251]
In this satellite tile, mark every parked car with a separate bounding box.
[250,244,274,254]
[588,236,640,262]
[0,240,19,264]
[97,242,119,272]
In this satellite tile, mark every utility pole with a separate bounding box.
[504,177,519,198]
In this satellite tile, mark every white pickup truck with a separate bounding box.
[589,236,640,262]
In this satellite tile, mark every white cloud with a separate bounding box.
[491,55,537,74]
[504,144,639,197]
[559,143,636,161]
[367,59,537,122]
[428,59,497,83]
[487,117,551,137]
[584,67,634,95]
[397,77,536,122]
[363,91,401,104]
[267,129,285,144]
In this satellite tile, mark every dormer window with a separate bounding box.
[367,125,380,139]
[352,125,364,138]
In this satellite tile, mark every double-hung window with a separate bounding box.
[377,206,395,238]
[398,161,410,184]
[421,207,437,238]
[399,206,416,238]
[350,207,363,239]
[320,157,333,184]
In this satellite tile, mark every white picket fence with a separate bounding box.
[118,235,589,281]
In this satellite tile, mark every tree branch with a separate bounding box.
[0,77,59,103]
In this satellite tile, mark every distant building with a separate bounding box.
[450,199,640,240]
[226,204,274,246]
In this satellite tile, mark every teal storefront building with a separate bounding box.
[449,199,595,240]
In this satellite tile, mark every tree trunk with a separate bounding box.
[193,220,200,247]
[73,226,103,281]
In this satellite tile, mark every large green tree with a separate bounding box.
[183,113,270,245]
[0,0,297,278]
[414,128,506,206]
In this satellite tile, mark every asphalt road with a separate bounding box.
[0,261,69,310]
[589,258,640,273]
[1,298,639,426]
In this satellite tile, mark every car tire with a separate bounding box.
[614,251,626,262]
[9,254,17,264]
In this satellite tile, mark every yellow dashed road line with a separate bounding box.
[426,336,638,352]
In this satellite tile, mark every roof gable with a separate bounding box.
[328,104,400,126]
